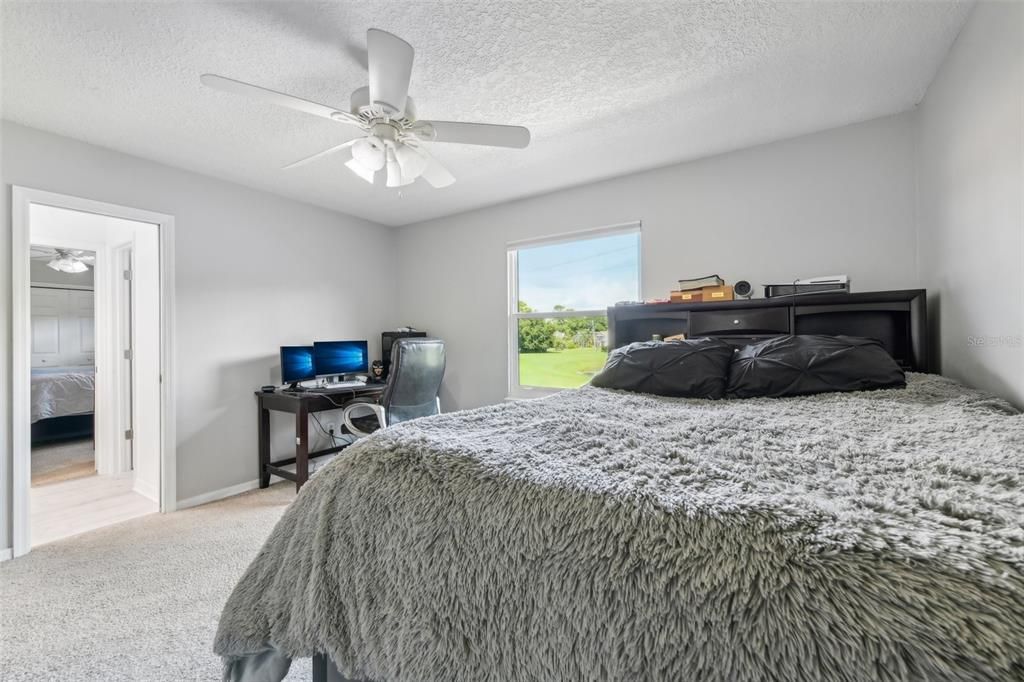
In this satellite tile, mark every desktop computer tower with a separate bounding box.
[381,331,427,379]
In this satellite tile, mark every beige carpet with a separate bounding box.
[0,483,312,681]
[32,438,95,486]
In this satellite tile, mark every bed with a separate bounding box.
[214,291,1024,681]
[216,374,1023,681]
[31,366,95,444]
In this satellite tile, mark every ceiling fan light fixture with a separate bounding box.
[352,136,386,171]
[385,146,413,187]
[204,29,531,192]
[48,256,88,273]
[385,146,402,188]
[394,143,428,180]
[344,157,376,184]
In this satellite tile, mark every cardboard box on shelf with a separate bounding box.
[702,285,734,302]
[670,289,703,302]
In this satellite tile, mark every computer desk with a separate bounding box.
[256,384,386,491]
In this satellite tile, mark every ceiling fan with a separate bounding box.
[200,28,530,189]
[31,246,95,274]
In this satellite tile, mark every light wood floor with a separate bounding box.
[31,474,158,547]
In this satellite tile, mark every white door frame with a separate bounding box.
[11,186,177,558]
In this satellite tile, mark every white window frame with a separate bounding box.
[507,221,642,399]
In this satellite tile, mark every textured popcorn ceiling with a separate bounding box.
[1,1,971,226]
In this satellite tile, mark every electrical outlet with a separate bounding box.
[325,422,337,436]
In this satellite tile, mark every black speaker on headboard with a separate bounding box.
[381,330,427,379]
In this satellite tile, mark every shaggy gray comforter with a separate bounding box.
[216,374,1024,681]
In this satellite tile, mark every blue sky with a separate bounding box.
[518,232,640,312]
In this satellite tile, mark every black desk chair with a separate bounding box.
[342,338,445,437]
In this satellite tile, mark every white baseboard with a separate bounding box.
[133,477,160,504]
[177,465,303,511]
[0,547,13,563]
[176,479,261,510]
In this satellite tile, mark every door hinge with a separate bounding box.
[125,429,134,440]
[123,269,133,281]
[123,349,132,360]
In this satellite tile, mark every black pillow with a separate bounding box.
[590,338,735,398]
[726,335,905,399]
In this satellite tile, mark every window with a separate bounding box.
[507,223,641,395]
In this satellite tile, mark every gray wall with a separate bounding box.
[395,113,920,410]
[1,122,400,551]
[916,1,1024,408]
[29,258,95,288]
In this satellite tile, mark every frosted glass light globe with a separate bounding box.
[352,136,385,171]
[394,143,428,179]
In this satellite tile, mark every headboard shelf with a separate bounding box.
[607,289,929,372]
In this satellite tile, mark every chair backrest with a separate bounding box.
[382,338,445,426]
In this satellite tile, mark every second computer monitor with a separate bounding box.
[313,340,368,378]
[280,345,316,385]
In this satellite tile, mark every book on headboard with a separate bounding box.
[677,274,724,291]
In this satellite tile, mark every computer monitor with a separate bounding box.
[280,346,315,387]
[313,340,369,378]
[381,331,427,379]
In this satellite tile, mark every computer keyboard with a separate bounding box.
[308,381,365,392]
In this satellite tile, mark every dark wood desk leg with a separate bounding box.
[258,401,271,489]
[295,404,309,491]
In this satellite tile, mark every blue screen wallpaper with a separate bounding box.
[314,340,368,376]
[281,346,316,383]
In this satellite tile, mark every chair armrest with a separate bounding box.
[342,402,386,438]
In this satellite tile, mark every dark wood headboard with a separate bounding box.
[607,289,930,372]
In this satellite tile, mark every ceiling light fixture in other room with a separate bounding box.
[48,256,89,273]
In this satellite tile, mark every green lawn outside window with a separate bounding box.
[518,347,607,389]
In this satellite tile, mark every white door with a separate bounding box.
[129,228,161,503]
[114,244,134,474]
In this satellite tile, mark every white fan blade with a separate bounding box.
[282,139,357,170]
[366,29,414,116]
[409,145,456,188]
[344,158,375,184]
[421,158,456,188]
[200,74,363,126]
[415,120,530,148]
